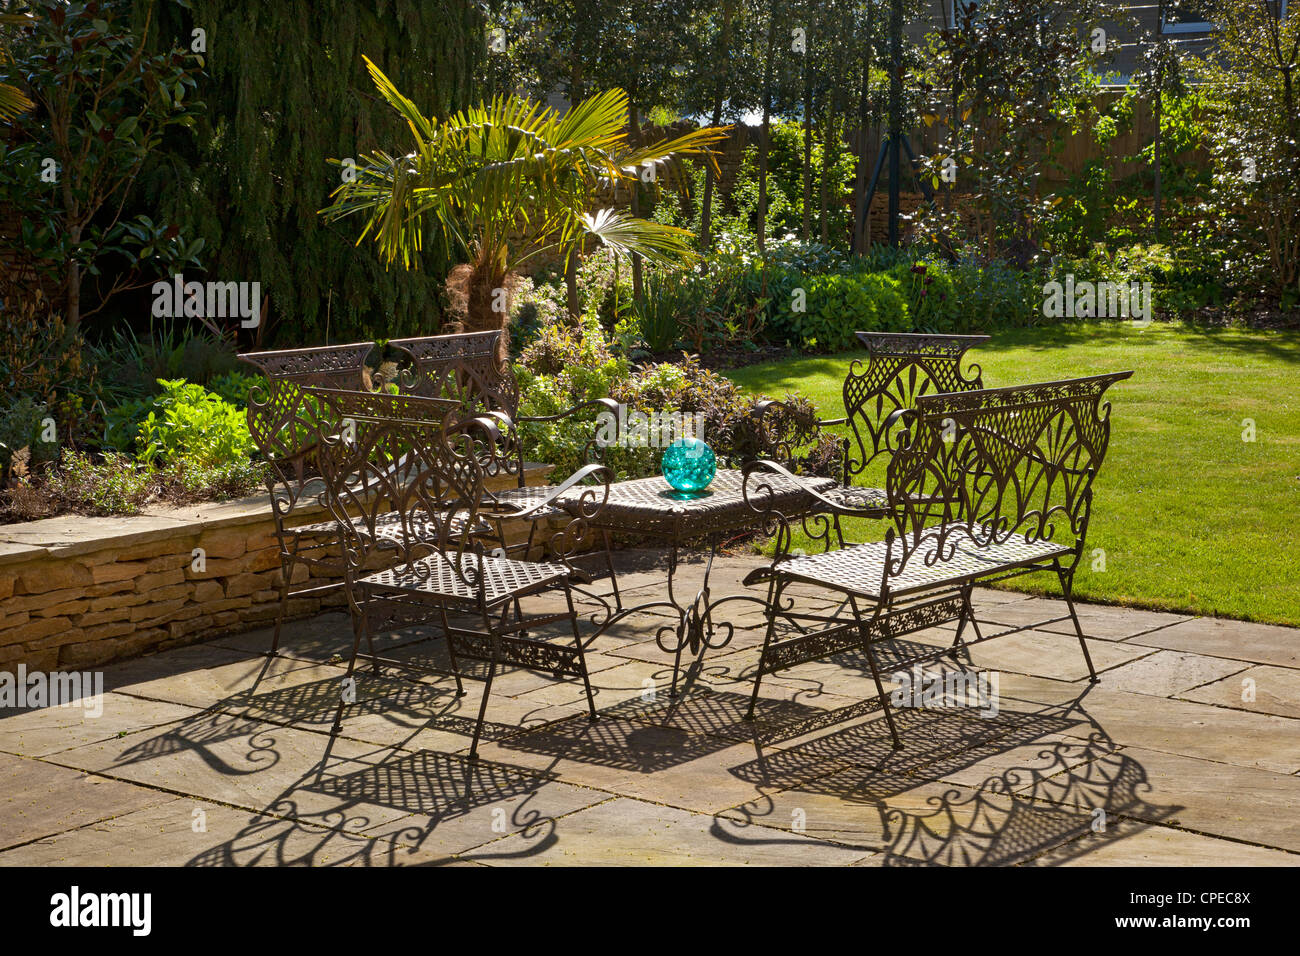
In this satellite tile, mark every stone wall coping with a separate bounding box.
[0,461,555,566]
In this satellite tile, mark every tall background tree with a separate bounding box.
[140,0,481,344]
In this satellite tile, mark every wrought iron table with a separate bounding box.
[552,469,837,698]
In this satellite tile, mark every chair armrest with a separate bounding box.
[741,459,884,520]
[510,463,613,522]
[515,397,620,426]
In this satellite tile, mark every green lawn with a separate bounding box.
[725,322,1300,627]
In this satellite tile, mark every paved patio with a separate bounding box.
[2,549,1298,866]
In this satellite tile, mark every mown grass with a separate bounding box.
[725,321,1300,626]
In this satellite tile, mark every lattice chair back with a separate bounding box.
[306,388,487,605]
[240,343,378,529]
[389,330,523,482]
[883,371,1132,592]
[842,332,988,485]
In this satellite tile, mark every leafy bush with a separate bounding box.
[513,319,805,482]
[509,274,570,354]
[0,282,90,448]
[0,396,54,475]
[1195,0,1300,299]
[136,379,255,471]
[796,272,910,351]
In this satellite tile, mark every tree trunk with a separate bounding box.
[802,65,813,241]
[757,6,777,257]
[627,100,644,304]
[820,97,834,242]
[1152,94,1163,239]
[699,0,735,252]
[851,6,874,254]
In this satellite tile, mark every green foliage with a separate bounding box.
[139,0,481,344]
[0,395,51,474]
[1194,0,1300,297]
[916,0,1119,260]
[0,0,206,327]
[135,379,254,471]
[85,323,239,413]
[44,449,152,516]
[513,317,792,481]
[0,282,89,445]
[796,272,909,351]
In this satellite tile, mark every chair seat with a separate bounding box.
[821,484,890,513]
[290,510,491,545]
[360,551,571,606]
[771,524,1072,599]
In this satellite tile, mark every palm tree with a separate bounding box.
[323,56,727,334]
[0,12,34,123]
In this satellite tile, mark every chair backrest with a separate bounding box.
[842,332,988,484]
[240,343,378,527]
[389,330,519,418]
[306,388,483,596]
[389,330,524,486]
[884,371,1132,587]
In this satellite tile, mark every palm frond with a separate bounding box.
[0,83,33,122]
[580,208,698,267]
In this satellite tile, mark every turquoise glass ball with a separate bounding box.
[661,437,716,493]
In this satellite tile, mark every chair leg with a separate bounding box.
[601,530,623,611]
[469,655,497,761]
[745,577,785,721]
[848,596,903,750]
[269,554,294,657]
[331,604,368,737]
[1057,563,1098,683]
[565,587,599,722]
[950,585,982,661]
[438,604,466,697]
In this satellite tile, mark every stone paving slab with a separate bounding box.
[981,597,1193,641]
[0,693,201,759]
[1090,649,1250,698]
[938,628,1156,682]
[1,550,1298,866]
[1109,746,1300,853]
[1056,687,1300,775]
[1057,823,1297,866]
[0,752,175,852]
[1123,616,1300,668]
[461,796,874,866]
[1180,664,1300,720]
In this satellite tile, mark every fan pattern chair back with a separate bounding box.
[841,332,988,486]
[882,371,1132,595]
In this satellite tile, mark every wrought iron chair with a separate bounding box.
[390,329,624,606]
[308,386,611,759]
[748,332,989,535]
[240,343,380,654]
[742,371,1133,749]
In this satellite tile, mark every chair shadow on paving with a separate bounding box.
[725,695,1182,866]
[98,611,1185,866]
[186,751,563,867]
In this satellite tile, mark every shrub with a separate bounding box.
[85,324,241,414]
[509,275,569,354]
[135,379,255,471]
[797,272,910,351]
[0,396,54,476]
[0,283,90,449]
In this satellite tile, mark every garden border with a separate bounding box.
[0,463,554,672]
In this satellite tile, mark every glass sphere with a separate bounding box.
[661,437,716,493]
